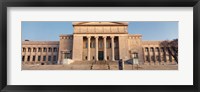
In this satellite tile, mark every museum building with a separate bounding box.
[22,22,176,65]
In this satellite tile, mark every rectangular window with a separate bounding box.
[53,56,56,61]
[145,48,148,52]
[27,56,30,61]
[151,56,155,61]
[133,53,138,58]
[85,42,88,48]
[145,55,149,61]
[64,53,67,59]
[38,48,41,52]
[38,56,41,61]
[114,42,118,48]
[90,42,92,48]
[99,42,103,48]
[28,48,31,52]
[150,48,154,52]
[43,56,46,61]
[33,48,36,52]
[22,56,25,61]
[106,42,111,48]
[161,48,164,52]
[91,42,95,48]
[156,48,159,52]
[32,56,35,61]
[53,48,57,52]
[156,56,160,61]
[22,48,26,52]
[43,48,47,52]
[162,55,166,61]
[48,56,51,61]
[48,48,52,52]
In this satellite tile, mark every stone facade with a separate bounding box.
[22,41,59,65]
[22,22,176,65]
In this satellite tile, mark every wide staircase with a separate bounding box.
[91,61,118,70]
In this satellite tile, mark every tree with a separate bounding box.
[160,39,178,63]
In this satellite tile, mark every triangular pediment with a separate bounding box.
[73,22,128,26]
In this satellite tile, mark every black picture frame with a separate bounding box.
[0,0,200,92]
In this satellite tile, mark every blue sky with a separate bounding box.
[22,21,178,41]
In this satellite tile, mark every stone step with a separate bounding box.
[91,65,110,70]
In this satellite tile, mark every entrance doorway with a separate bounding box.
[98,51,104,60]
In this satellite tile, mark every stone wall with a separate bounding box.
[58,35,73,64]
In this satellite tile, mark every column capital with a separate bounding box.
[103,36,107,38]
[95,36,99,38]
[87,36,91,38]
[111,36,115,38]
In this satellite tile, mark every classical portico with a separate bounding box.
[72,22,128,62]
[83,35,117,61]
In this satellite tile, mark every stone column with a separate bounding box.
[111,36,115,61]
[166,51,170,65]
[143,47,148,65]
[95,36,99,61]
[87,36,91,61]
[149,47,153,65]
[103,36,107,61]
[154,48,158,65]
[160,48,165,65]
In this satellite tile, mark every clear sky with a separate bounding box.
[22,21,178,41]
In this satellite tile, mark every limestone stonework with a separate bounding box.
[22,22,176,65]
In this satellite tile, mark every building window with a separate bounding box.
[106,42,111,48]
[48,56,51,61]
[38,56,41,61]
[53,48,57,52]
[33,48,36,52]
[28,48,31,52]
[38,48,42,52]
[43,56,46,61]
[156,47,159,52]
[43,48,47,52]
[156,56,160,61]
[91,42,95,48]
[85,42,88,48]
[145,55,149,61]
[99,42,103,48]
[162,55,165,61]
[53,56,56,61]
[27,56,30,61]
[151,56,155,61]
[93,56,95,60]
[114,42,118,48]
[22,56,25,61]
[133,53,138,58]
[161,47,164,52]
[67,54,71,59]
[107,56,109,60]
[48,48,52,52]
[64,53,70,59]
[22,48,26,52]
[145,48,149,52]
[85,56,87,60]
[150,47,154,52]
[32,56,35,61]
